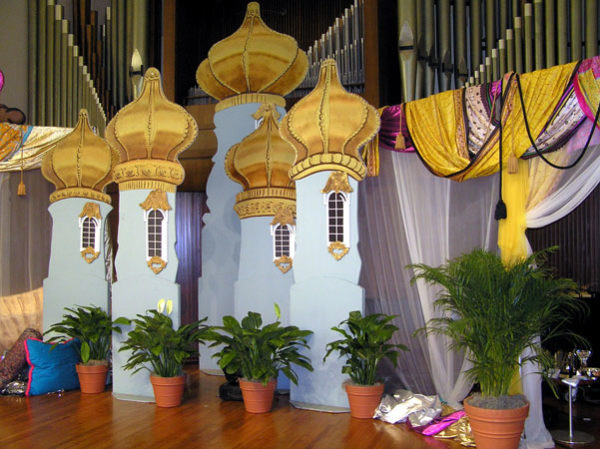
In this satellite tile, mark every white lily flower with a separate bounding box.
[166,299,173,315]
[157,298,166,313]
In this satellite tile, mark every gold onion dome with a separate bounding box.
[280,59,380,181]
[225,103,296,219]
[42,109,118,204]
[105,68,198,192]
[196,2,308,111]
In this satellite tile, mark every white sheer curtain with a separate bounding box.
[521,121,600,449]
[0,170,52,350]
[394,153,498,408]
[359,150,498,407]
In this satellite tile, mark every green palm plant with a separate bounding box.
[410,247,587,398]
[207,305,314,386]
[45,305,122,365]
[324,311,408,385]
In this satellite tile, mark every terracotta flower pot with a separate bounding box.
[464,397,529,449]
[239,379,276,413]
[150,374,186,407]
[344,383,384,419]
[76,363,109,394]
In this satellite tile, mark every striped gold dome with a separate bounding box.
[195,2,308,112]
[279,59,380,181]
[225,104,296,219]
[41,109,118,204]
[105,68,198,192]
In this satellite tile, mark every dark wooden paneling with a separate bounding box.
[527,182,600,290]
[175,191,207,325]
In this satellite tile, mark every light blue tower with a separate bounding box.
[41,110,118,333]
[280,59,380,410]
[105,68,198,401]
[194,2,308,372]
[224,104,297,387]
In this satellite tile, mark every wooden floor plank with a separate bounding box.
[0,369,466,449]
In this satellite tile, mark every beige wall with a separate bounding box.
[0,0,29,117]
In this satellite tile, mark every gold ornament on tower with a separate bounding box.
[41,109,118,204]
[279,59,380,181]
[195,2,308,111]
[225,103,296,219]
[105,68,198,193]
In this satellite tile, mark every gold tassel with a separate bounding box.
[17,129,26,196]
[17,178,26,196]
[507,151,519,174]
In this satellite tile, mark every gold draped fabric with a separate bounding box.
[0,124,72,172]
[0,287,43,352]
[403,62,578,181]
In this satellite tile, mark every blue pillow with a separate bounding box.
[24,338,80,396]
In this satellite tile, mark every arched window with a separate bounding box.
[272,223,295,260]
[147,209,164,259]
[325,191,349,246]
[270,206,296,274]
[140,190,171,274]
[81,217,97,250]
[78,202,102,264]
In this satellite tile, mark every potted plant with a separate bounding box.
[410,247,587,449]
[207,305,314,413]
[115,299,210,407]
[45,305,122,393]
[324,311,408,418]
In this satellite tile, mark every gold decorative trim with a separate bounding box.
[271,205,295,226]
[140,190,172,211]
[328,241,349,261]
[216,93,286,112]
[274,256,293,274]
[290,154,366,182]
[49,188,111,204]
[234,197,295,220]
[81,247,100,264]
[118,180,177,192]
[112,159,184,189]
[147,256,167,274]
[321,171,353,194]
[79,202,102,219]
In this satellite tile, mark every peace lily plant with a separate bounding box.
[45,305,122,365]
[323,311,408,418]
[45,305,122,393]
[116,299,210,378]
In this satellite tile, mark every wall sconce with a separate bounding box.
[130,49,144,100]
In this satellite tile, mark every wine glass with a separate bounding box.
[575,349,592,375]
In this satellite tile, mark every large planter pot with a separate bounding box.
[76,363,109,394]
[464,397,530,449]
[239,379,276,413]
[150,374,185,407]
[345,383,384,419]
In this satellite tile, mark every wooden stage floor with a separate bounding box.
[0,367,467,449]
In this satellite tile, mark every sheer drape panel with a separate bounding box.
[388,152,497,408]
[0,170,51,348]
[359,150,435,395]
[0,170,52,296]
